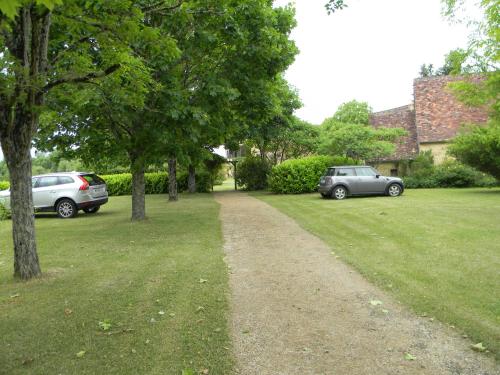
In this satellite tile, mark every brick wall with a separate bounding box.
[414,75,489,143]
[370,105,418,160]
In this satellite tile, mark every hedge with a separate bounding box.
[268,155,358,194]
[101,173,168,196]
[0,172,212,196]
[403,161,498,189]
[102,171,212,195]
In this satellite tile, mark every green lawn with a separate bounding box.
[253,188,500,358]
[213,179,236,192]
[0,194,233,375]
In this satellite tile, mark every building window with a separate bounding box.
[390,168,398,177]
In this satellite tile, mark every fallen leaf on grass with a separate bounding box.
[370,300,383,306]
[64,308,73,316]
[169,313,176,317]
[182,369,195,375]
[404,353,416,361]
[158,310,165,315]
[98,320,112,331]
[199,278,208,284]
[471,342,487,352]
[213,327,221,333]
[10,293,20,298]
[382,309,389,314]
[196,306,205,313]
[76,351,86,358]
[201,369,209,375]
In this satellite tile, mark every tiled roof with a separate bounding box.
[414,75,489,143]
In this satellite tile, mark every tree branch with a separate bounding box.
[43,64,121,92]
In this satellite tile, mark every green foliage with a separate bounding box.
[101,171,213,196]
[235,157,271,191]
[0,0,62,19]
[0,201,10,220]
[0,181,9,190]
[319,100,406,161]
[319,122,406,161]
[267,118,320,164]
[403,156,497,189]
[268,155,357,194]
[101,173,168,196]
[448,121,500,179]
[325,0,347,14]
[329,100,372,125]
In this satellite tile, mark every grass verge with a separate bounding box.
[253,188,500,358]
[0,194,233,375]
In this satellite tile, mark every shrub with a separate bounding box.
[268,155,357,194]
[0,181,9,190]
[403,160,498,188]
[0,201,10,220]
[235,157,270,191]
[101,173,169,196]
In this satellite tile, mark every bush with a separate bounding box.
[403,160,498,189]
[235,157,270,191]
[0,181,9,190]
[268,155,358,194]
[101,173,168,196]
[0,201,10,220]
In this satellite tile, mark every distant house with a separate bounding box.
[369,74,489,176]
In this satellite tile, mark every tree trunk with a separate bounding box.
[131,158,146,221]
[0,8,51,279]
[168,158,178,201]
[188,164,196,193]
[4,145,41,279]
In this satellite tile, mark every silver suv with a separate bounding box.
[0,172,108,218]
[318,166,404,200]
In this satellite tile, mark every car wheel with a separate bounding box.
[332,186,347,200]
[56,199,77,218]
[387,183,402,197]
[83,206,100,214]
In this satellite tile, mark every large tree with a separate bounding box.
[319,100,406,161]
[0,1,169,278]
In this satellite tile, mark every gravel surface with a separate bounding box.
[215,192,499,375]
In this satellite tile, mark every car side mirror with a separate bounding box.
[375,175,380,178]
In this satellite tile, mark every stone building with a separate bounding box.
[369,75,489,176]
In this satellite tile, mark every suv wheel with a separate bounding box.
[83,206,100,214]
[387,183,402,197]
[332,186,347,200]
[56,199,77,218]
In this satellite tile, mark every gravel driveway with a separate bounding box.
[215,192,499,375]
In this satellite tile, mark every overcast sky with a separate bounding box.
[274,0,472,124]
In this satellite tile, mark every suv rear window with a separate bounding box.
[81,174,105,186]
[325,169,336,176]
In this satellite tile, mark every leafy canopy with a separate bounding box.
[319,100,406,161]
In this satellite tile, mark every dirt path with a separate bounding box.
[215,192,499,375]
